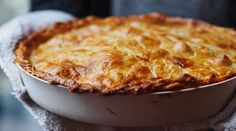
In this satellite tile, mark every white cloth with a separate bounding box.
[0,10,236,131]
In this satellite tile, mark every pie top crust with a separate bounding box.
[15,13,236,95]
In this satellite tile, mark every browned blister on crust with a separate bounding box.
[14,13,236,95]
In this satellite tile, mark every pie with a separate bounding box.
[15,13,236,95]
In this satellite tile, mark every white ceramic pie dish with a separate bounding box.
[16,64,236,127]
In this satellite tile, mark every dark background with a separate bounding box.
[31,0,236,27]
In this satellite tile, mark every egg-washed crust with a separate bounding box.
[14,13,236,95]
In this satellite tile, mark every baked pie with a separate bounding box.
[15,13,236,94]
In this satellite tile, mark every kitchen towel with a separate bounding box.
[0,10,236,131]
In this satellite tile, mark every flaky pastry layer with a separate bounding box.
[15,13,236,95]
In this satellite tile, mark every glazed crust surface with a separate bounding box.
[15,13,236,95]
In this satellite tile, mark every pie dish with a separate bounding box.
[15,13,236,95]
[14,13,236,127]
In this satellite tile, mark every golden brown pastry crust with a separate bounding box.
[14,13,236,95]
